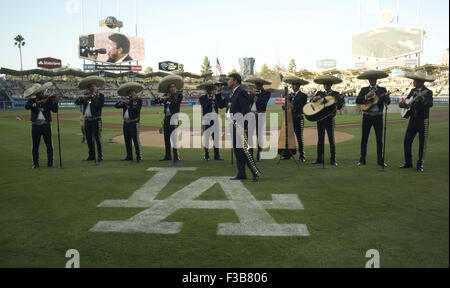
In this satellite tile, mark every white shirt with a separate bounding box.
[37,111,45,121]
[251,90,260,112]
[124,109,130,120]
[84,103,92,117]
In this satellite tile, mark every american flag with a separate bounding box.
[216,58,223,74]
[277,66,286,73]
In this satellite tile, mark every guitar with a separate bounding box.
[359,88,399,112]
[400,90,428,119]
[303,89,355,122]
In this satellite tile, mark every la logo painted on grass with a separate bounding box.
[90,167,309,237]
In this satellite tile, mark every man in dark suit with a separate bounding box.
[227,73,260,182]
[399,71,435,173]
[107,33,133,63]
[75,76,106,163]
[25,83,59,169]
[246,76,272,162]
[355,70,391,167]
[116,82,144,163]
[312,75,345,166]
[198,81,225,161]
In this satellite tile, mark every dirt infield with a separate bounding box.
[112,128,355,148]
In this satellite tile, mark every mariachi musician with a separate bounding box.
[355,70,390,167]
[25,82,59,169]
[283,75,310,162]
[198,80,225,161]
[115,82,144,163]
[154,75,184,165]
[75,76,106,163]
[245,76,272,162]
[399,71,435,173]
[311,75,344,166]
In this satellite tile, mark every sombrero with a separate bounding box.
[404,71,436,82]
[314,75,343,85]
[245,76,272,85]
[283,75,309,86]
[78,76,106,90]
[24,84,42,98]
[118,82,144,96]
[158,75,184,93]
[244,82,256,89]
[357,70,389,80]
[214,80,226,86]
[196,80,216,90]
[24,82,53,98]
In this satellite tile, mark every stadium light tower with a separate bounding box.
[98,0,102,32]
[416,0,420,26]
[81,0,85,34]
[358,0,362,32]
[117,0,121,32]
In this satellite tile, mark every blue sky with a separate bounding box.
[0,0,448,73]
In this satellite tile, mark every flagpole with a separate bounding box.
[81,0,85,34]
[98,0,102,32]
[215,44,218,76]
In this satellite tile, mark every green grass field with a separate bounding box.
[0,106,448,268]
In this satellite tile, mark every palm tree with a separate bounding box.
[14,35,26,71]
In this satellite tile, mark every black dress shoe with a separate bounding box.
[312,160,323,165]
[417,167,424,173]
[97,159,103,164]
[121,158,132,161]
[230,176,246,181]
[300,157,306,163]
[378,162,388,167]
[48,163,54,168]
[136,159,142,164]
[214,157,224,161]
[358,161,366,166]
[399,163,413,169]
[32,164,39,169]
[204,155,210,161]
[84,157,95,161]
[173,159,180,166]
[252,175,259,182]
[330,161,338,167]
[160,158,172,162]
[256,153,261,162]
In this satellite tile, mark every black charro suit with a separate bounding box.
[249,89,271,159]
[115,98,143,161]
[199,93,225,160]
[356,86,390,164]
[25,96,58,167]
[289,90,308,160]
[402,87,433,170]
[313,90,344,163]
[75,93,105,161]
[161,93,183,162]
